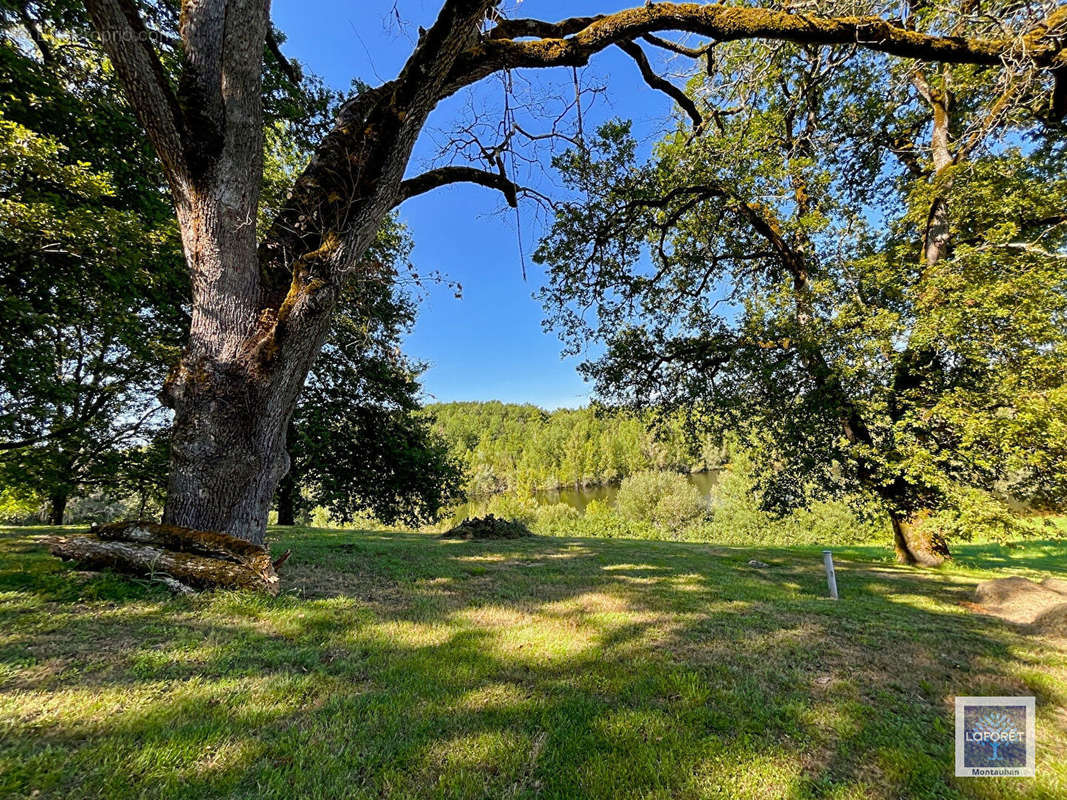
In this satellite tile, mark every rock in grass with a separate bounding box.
[974,576,1065,625]
[439,514,533,540]
[747,559,770,568]
[48,521,280,595]
[1031,603,1067,637]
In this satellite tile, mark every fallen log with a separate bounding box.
[48,521,280,595]
[93,521,276,573]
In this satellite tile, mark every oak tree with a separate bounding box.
[77,0,1067,544]
[537,8,1067,563]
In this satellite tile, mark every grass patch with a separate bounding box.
[1,525,1065,799]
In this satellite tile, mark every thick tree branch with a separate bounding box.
[616,39,703,129]
[486,16,603,40]
[454,4,1067,95]
[266,28,301,86]
[85,0,189,187]
[258,1,494,300]
[170,0,269,180]
[395,163,519,207]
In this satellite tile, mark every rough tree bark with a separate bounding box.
[82,0,1067,545]
[891,514,950,567]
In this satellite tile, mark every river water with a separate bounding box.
[452,470,722,519]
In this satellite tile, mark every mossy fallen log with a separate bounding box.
[48,521,280,595]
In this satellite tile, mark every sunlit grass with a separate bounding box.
[0,525,1064,799]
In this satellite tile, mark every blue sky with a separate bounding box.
[272,1,688,409]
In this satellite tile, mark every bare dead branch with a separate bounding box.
[395,163,519,207]
[616,39,703,129]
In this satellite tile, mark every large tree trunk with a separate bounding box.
[158,174,289,546]
[891,513,950,566]
[162,380,292,546]
[47,491,67,525]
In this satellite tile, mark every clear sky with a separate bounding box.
[272,1,687,409]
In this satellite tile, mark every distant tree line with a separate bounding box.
[427,402,726,497]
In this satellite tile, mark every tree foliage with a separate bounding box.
[537,25,1067,557]
[0,5,187,520]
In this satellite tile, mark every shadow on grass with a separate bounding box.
[0,526,1065,799]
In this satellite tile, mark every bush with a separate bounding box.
[616,471,708,530]
[0,487,40,524]
[485,493,538,525]
[703,454,885,546]
[531,502,580,535]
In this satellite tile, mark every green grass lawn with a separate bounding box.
[1,526,1065,799]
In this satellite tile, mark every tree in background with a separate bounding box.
[537,21,1067,563]
[0,3,187,521]
[276,218,464,527]
[427,401,724,496]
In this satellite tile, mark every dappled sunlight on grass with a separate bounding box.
[1,526,1065,798]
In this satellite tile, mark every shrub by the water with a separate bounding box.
[532,502,579,530]
[484,493,538,525]
[616,471,708,530]
[702,454,886,546]
[528,500,651,538]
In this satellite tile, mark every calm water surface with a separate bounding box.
[452,470,721,520]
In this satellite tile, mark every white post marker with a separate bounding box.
[823,550,839,600]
